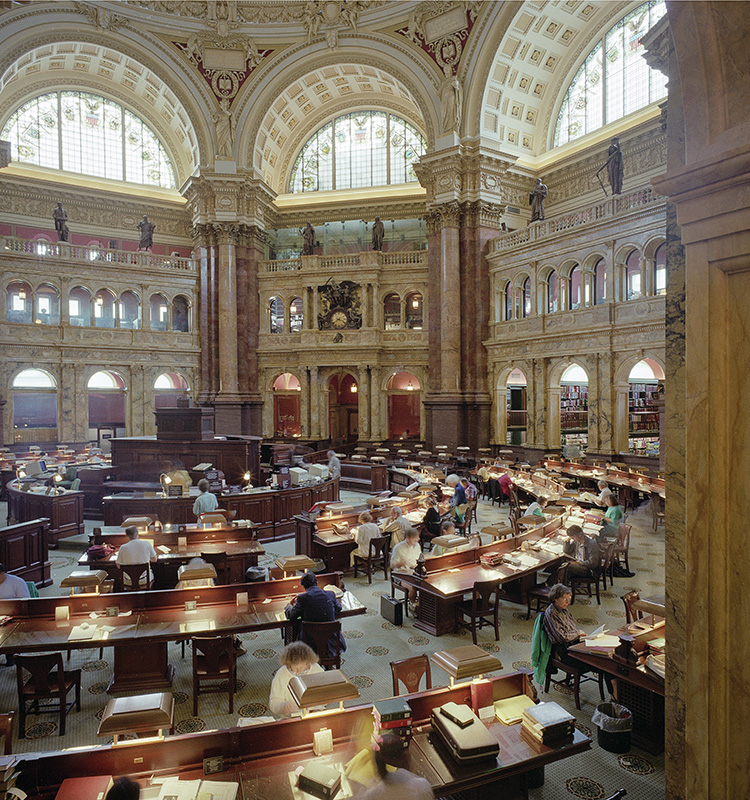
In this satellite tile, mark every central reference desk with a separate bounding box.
[0,572,362,693]
[16,671,590,800]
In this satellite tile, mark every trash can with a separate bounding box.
[311,558,327,574]
[592,702,632,753]
[245,566,268,583]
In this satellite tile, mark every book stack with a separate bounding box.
[0,757,19,797]
[521,701,575,746]
[372,697,412,749]
[479,551,504,567]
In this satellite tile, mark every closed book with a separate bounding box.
[470,679,494,712]
[522,701,575,730]
[375,716,413,729]
[56,776,114,800]
[374,721,413,736]
[372,698,412,722]
[440,702,475,729]
[298,762,341,800]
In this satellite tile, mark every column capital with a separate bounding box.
[182,170,277,230]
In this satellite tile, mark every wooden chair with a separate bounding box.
[0,712,13,754]
[391,655,432,696]
[544,654,604,711]
[613,522,632,573]
[300,620,344,670]
[16,653,81,737]
[526,584,554,619]
[200,551,229,584]
[456,579,502,645]
[390,573,411,616]
[191,635,236,716]
[621,590,644,624]
[118,563,152,592]
[353,534,390,584]
[455,501,476,536]
[651,494,665,531]
[600,542,617,590]
[570,559,605,605]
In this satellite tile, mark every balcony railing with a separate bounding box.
[262,249,427,273]
[2,236,196,272]
[490,185,664,253]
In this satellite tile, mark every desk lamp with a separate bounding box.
[431,644,503,687]
[289,669,359,716]
[243,471,253,490]
[159,473,172,496]
[52,472,64,494]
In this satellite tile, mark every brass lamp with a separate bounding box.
[289,669,359,715]
[52,472,64,494]
[159,472,172,496]
[431,644,503,687]
[243,471,253,490]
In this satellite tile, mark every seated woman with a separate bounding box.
[350,511,381,566]
[269,642,324,718]
[421,496,442,545]
[542,583,613,691]
[525,496,549,519]
[599,494,624,539]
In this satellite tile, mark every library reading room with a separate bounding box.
[0,2,747,799]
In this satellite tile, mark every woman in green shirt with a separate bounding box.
[600,493,624,539]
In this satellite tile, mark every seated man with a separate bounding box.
[555,525,600,584]
[285,572,346,657]
[192,478,218,517]
[449,479,467,523]
[166,459,192,492]
[0,563,30,599]
[390,527,422,609]
[461,477,478,502]
[596,480,614,506]
[116,525,157,588]
[525,496,549,519]
[380,505,410,546]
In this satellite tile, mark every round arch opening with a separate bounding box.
[506,368,527,445]
[560,363,588,456]
[87,370,126,444]
[12,368,58,443]
[328,372,358,445]
[273,372,302,438]
[387,371,420,440]
[154,371,190,410]
[627,358,664,455]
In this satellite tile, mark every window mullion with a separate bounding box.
[57,92,63,170]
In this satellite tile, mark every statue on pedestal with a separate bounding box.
[214,98,235,159]
[137,215,156,251]
[371,217,385,251]
[529,178,548,222]
[301,221,315,256]
[53,202,69,242]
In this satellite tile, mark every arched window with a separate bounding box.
[273,373,302,437]
[269,296,284,333]
[506,368,527,445]
[387,371,421,440]
[1,91,176,187]
[87,370,126,440]
[13,368,58,441]
[626,250,642,300]
[154,371,189,409]
[521,277,532,318]
[569,265,582,310]
[289,297,303,332]
[36,284,60,325]
[547,271,559,314]
[594,259,607,304]
[503,281,513,321]
[118,291,140,330]
[654,243,666,295]
[172,295,190,332]
[69,286,91,326]
[405,292,423,329]
[384,293,401,329]
[149,293,169,331]
[554,1,668,146]
[94,289,116,328]
[289,111,426,192]
[6,281,32,323]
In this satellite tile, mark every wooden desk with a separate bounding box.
[0,517,52,587]
[0,573,361,694]
[14,672,589,800]
[6,481,84,546]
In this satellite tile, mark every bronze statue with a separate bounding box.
[596,137,624,196]
[53,202,69,242]
[301,221,315,255]
[137,215,156,251]
[529,178,548,222]
[371,217,385,251]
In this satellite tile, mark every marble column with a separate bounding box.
[357,366,370,441]
[193,227,218,405]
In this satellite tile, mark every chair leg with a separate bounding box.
[595,579,601,605]
[597,671,605,701]
[59,694,66,736]
[544,670,552,695]
[573,672,581,710]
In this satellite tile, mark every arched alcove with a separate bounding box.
[328,372,358,444]
[87,370,126,443]
[506,367,527,445]
[12,368,58,443]
[560,363,589,456]
[154,371,190,410]
[386,371,421,440]
[273,372,302,438]
[627,358,664,456]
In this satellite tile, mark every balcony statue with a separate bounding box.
[137,215,156,251]
[53,202,69,242]
[529,178,548,222]
[301,221,315,256]
[371,217,384,251]
[596,136,624,196]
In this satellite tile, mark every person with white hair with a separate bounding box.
[596,480,614,505]
[326,450,341,479]
[380,504,410,546]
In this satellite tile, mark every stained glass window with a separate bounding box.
[290,111,425,193]
[1,91,176,188]
[554,1,667,147]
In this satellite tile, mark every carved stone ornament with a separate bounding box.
[74,1,128,31]
[303,1,368,51]
[317,279,362,330]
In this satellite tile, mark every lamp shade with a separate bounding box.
[289,669,360,709]
[431,645,503,681]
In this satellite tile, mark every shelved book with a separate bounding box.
[373,697,412,748]
[521,701,575,745]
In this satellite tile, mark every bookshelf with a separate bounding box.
[560,383,588,431]
[628,382,660,435]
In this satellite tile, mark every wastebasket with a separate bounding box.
[245,566,268,583]
[592,702,632,753]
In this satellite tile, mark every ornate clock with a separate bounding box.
[317,279,362,330]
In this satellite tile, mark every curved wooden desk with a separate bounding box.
[6,480,84,546]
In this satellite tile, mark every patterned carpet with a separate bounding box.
[0,492,665,799]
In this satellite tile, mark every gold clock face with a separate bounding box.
[331,311,348,329]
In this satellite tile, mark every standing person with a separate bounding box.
[358,733,433,800]
[116,526,157,588]
[529,177,548,221]
[450,479,467,523]
[192,478,218,517]
[326,449,341,479]
[350,511,381,566]
[285,572,346,658]
[269,642,324,718]
[0,564,30,599]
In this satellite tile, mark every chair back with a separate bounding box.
[0,712,13,755]
[16,653,65,696]
[200,551,228,583]
[192,635,234,677]
[300,620,343,669]
[471,579,501,614]
[368,534,391,561]
[70,478,81,491]
[621,590,643,624]
[199,513,228,526]
[214,508,237,520]
[600,542,616,573]
[391,655,431,695]
[119,563,151,591]
[617,522,631,549]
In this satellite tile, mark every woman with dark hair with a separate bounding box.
[358,734,432,799]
